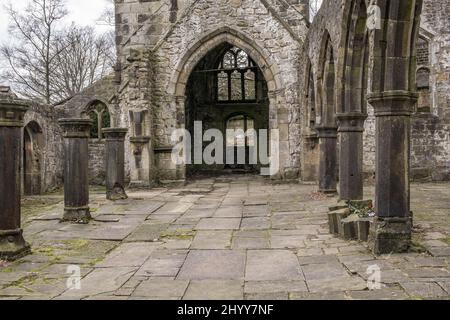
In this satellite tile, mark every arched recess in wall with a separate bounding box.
[183,42,270,175]
[301,58,320,182]
[317,32,336,127]
[305,61,317,133]
[369,0,423,93]
[83,100,111,139]
[342,0,369,114]
[167,27,286,178]
[23,121,44,195]
[315,31,339,194]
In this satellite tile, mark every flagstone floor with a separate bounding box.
[0,175,449,300]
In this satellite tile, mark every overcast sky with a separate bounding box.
[0,0,113,44]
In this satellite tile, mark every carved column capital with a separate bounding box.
[368,91,418,117]
[336,112,368,133]
[102,128,128,141]
[315,125,338,139]
[58,118,93,138]
[0,100,29,127]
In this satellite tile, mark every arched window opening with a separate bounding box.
[216,47,257,102]
[86,101,111,139]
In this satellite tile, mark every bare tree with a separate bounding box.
[51,25,115,101]
[97,0,115,27]
[1,0,116,104]
[0,0,68,104]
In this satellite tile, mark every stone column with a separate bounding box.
[368,91,418,254]
[316,126,338,194]
[337,113,367,201]
[58,119,92,224]
[102,128,128,201]
[0,99,31,260]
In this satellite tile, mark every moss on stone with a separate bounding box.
[65,239,90,251]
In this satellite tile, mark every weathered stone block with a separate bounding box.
[357,218,372,242]
[335,208,351,236]
[340,214,359,240]
[369,217,412,255]
[327,211,338,234]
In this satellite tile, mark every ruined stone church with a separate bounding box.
[2,0,450,254]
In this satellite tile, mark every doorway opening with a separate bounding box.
[185,43,269,177]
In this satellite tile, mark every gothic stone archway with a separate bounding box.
[184,43,270,177]
[167,28,288,180]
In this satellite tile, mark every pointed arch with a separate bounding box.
[342,0,370,114]
[168,27,282,97]
[317,31,337,127]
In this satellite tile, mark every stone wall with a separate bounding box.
[88,140,107,185]
[20,100,64,193]
[411,0,450,180]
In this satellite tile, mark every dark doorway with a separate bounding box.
[185,43,269,177]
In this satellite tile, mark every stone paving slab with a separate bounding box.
[124,223,169,242]
[400,281,448,298]
[136,250,188,278]
[290,291,349,300]
[132,278,189,299]
[183,280,244,300]
[96,242,159,268]
[178,250,246,280]
[214,207,243,218]
[191,231,232,249]
[195,218,241,230]
[244,280,308,294]
[232,236,270,249]
[57,267,137,299]
[246,292,289,300]
[346,286,409,300]
[245,250,303,281]
[241,217,270,230]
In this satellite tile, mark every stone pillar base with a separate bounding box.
[129,181,152,189]
[369,217,412,254]
[107,185,128,201]
[62,207,91,224]
[0,229,31,261]
[319,188,338,195]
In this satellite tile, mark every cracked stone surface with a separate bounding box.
[0,176,449,300]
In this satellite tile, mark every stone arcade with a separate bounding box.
[1,0,450,260]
